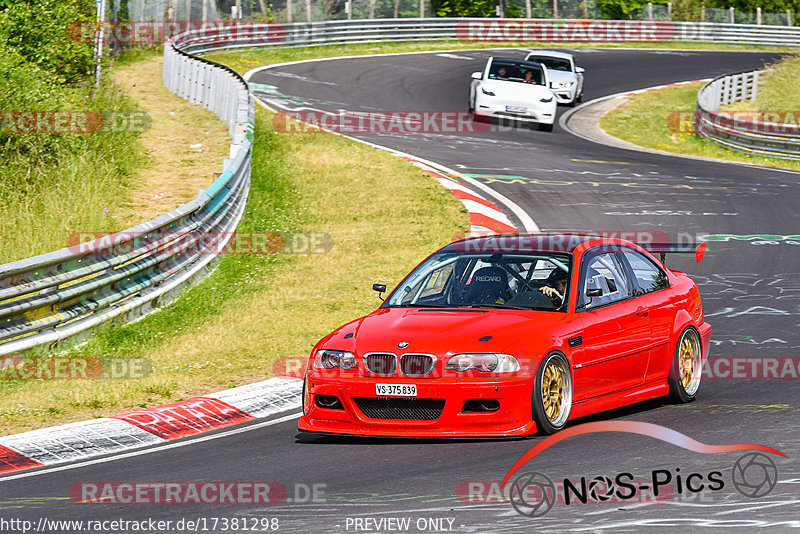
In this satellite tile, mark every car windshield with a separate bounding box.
[526,56,572,71]
[383,252,572,311]
[487,60,545,85]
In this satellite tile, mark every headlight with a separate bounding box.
[540,96,554,103]
[481,87,495,96]
[445,353,520,373]
[550,81,575,89]
[314,349,357,370]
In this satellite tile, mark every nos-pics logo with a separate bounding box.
[502,421,784,518]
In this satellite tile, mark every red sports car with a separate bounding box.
[298,234,711,437]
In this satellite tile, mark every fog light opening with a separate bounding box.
[462,398,500,413]
[315,395,344,410]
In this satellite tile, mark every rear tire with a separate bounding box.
[668,326,702,403]
[532,352,573,434]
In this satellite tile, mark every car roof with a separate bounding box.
[524,50,574,60]
[491,57,545,69]
[442,234,601,254]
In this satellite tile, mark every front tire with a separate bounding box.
[668,326,703,403]
[538,122,554,132]
[532,352,573,434]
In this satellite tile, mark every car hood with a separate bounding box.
[545,70,578,84]
[345,307,571,357]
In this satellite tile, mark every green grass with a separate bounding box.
[739,53,800,111]
[205,40,797,75]
[0,56,466,435]
[0,48,149,264]
[600,82,800,172]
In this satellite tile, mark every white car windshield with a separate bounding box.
[383,252,572,311]
[488,60,545,85]
[526,56,572,72]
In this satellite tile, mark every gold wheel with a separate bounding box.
[677,328,702,396]
[542,360,564,423]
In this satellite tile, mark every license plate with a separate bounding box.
[376,383,417,397]
[506,105,526,113]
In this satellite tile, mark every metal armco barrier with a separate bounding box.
[695,69,800,160]
[0,40,254,356]
[168,18,800,55]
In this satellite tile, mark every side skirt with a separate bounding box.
[569,380,669,420]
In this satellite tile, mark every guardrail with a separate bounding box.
[170,18,800,55]
[0,40,254,356]
[695,69,800,160]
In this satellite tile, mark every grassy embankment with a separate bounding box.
[600,53,800,172]
[0,49,465,435]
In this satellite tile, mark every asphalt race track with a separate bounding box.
[4,49,800,533]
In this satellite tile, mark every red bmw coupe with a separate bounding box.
[298,234,711,437]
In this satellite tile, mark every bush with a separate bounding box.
[0,0,94,85]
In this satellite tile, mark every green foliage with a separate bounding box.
[0,0,94,84]
[432,0,496,17]
[597,0,645,19]
[0,12,146,262]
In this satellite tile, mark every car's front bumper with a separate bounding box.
[474,96,556,125]
[298,373,537,438]
[552,90,576,103]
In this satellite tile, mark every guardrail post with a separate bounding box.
[756,7,761,25]
[752,70,760,100]
[667,2,672,20]
[553,0,558,18]
[306,0,312,22]
[728,6,734,23]
[647,2,653,20]
[287,0,293,22]
[788,9,793,26]
[526,0,532,18]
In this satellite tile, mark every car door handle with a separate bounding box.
[635,307,649,317]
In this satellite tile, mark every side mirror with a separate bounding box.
[575,66,585,74]
[471,72,482,80]
[373,283,387,301]
[586,288,603,297]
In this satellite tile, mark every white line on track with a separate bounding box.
[0,412,301,483]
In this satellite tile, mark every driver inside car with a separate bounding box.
[540,272,568,308]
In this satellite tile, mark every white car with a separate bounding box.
[524,50,585,106]
[469,57,557,131]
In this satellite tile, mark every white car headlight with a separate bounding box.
[550,81,575,89]
[481,87,495,96]
[314,349,357,370]
[445,353,520,373]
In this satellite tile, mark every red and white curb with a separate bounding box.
[396,156,517,236]
[0,377,302,475]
